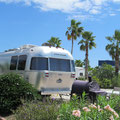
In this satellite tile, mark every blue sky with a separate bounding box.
[0,0,120,67]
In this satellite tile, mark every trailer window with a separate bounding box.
[50,58,70,72]
[10,56,18,70]
[30,57,48,70]
[71,60,75,72]
[18,55,27,70]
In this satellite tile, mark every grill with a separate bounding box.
[71,77,107,101]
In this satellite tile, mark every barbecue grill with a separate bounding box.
[71,76,107,101]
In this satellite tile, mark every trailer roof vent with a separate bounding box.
[20,44,38,49]
[5,48,19,52]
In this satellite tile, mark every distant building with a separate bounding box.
[98,60,120,66]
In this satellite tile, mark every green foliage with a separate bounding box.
[91,64,114,88]
[0,73,41,114]
[14,93,120,120]
[77,77,86,80]
[78,31,96,79]
[66,19,83,54]
[106,30,120,75]
[47,37,62,47]
[75,59,84,67]
[14,100,59,120]
[78,31,96,51]
[58,94,120,120]
[112,75,120,87]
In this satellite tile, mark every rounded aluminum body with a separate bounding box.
[0,45,75,95]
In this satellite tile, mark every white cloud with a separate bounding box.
[90,9,100,14]
[74,0,92,11]
[89,6,101,14]
[91,0,107,5]
[109,13,116,16]
[113,0,120,3]
[0,0,120,20]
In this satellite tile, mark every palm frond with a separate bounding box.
[80,44,86,51]
[106,36,113,42]
[89,42,96,49]
[106,44,116,59]
[114,30,120,41]
[78,39,86,44]
[71,19,76,26]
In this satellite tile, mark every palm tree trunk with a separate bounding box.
[71,37,74,55]
[85,43,88,79]
[115,45,119,76]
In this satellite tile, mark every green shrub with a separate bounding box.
[112,75,120,87]
[91,64,114,88]
[14,100,59,120]
[77,77,85,80]
[58,94,120,120]
[101,78,112,88]
[0,73,41,114]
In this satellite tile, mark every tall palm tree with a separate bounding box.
[47,37,61,47]
[65,19,83,55]
[106,30,120,76]
[78,31,96,79]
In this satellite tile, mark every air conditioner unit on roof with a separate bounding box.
[20,44,38,49]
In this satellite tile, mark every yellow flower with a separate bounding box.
[72,93,76,97]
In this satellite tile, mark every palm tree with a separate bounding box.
[65,19,83,55]
[106,30,120,76]
[47,37,61,47]
[78,31,96,79]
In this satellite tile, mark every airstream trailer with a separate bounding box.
[0,45,75,95]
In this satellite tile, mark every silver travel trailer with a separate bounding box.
[0,45,75,95]
[75,67,85,79]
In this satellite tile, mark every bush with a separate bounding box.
[112,75,120,87]
[14,93,120,120]
[14,100,59,120]
[58,94,120,120]
[77,77,85,80]
[0,73,41,114]
[91,64,114,88]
